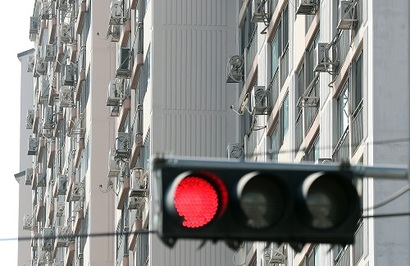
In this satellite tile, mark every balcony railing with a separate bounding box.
[337,30,350,69]
[268,69,279,111]
[335,247,350,266]
[333,127,349,161]
[295,114,303,150]
[303,78,319,134]
[351,102,363,154]
[280,46,289,89]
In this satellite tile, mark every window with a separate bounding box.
[350,53,363,114]
[270,93,289,161]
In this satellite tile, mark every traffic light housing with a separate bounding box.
[152,156,361,247]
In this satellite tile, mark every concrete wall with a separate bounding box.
[370,0,410,265]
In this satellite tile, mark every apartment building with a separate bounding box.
[230,0,410,265]
[19,0,238,265]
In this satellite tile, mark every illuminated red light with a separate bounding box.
[173,175,221,228]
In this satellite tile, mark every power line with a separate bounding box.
[0,229,158,243]
[364,185,410,211]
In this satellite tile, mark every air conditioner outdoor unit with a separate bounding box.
[252,0,266,22]
[41,228,53,251]
[227,143,244,159]
[128,196,139,209]
[22,214,34,230]
[295,0,318,15]
[28,136,39,155]
[226,55,244,83]
[69,182,84,201]
[59,86,74,107]
[110,25,121,42]
[56,202,65,217]
[129,169,147,197]
[42,106,55,129]
[44,44,55,62]
[108,148,121,177]
[106,79,123,106]
[57,0,68,11]
[29,16,39,35]
[59,23,72,43]
[109,0,124,25]
[115,132,130,159]
[314,43,334,72]
[251,86,268,115]
[40,0,52,19]
[337,0,357,30]
[55,225,72,247]
[116,48,132,77]
[36,58,47,76]
[26,109,34,129]
[37,172,47,187]
[27,55,35,72]
[25,168,33,185]
[56,175,68,195]
[62,64,75,86]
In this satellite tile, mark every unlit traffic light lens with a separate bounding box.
[302,172,351,230]
[237,172,286,229]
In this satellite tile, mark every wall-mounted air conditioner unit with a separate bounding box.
[314,43,337,72]
[59,23,72,43]
[251,86,268,115]
[35,58,47,76]
[109,0,124,25]
[226,55,244,83]
[295,0,318,15]
[59,86,74,107]
[44,44,55,62]
[108,148,121,177]
[56,202,65,217]
[26,109,34,129]
[41,228,53,251]
[115,132,130,159]
[22,214,34,230]
[29,16,39,35]
[27,55,35,72]
[62,64,75,86]
[40,0,52,19]
[55,225,72,247]
[129,169,147,197]
[25,168,33,185]
[28,135,39,155]
[227,143,244,159]
[116,48,132,77]
[69,182,84,201]
[128,196,140,209]
[337,0,357,30]
[42,106,55,129]
[106,79,123,106]
[252,0,266,22]
[57,0,68,11]
[56,174,68,195]
[110,25,121,42]
[37,172,47,187]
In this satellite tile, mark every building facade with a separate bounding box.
[230,0,410,266]
[18,0,410,266]
[19,0,238,265]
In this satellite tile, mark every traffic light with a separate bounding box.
[152,156,361,247]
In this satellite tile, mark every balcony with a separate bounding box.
[116,177,130,209]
